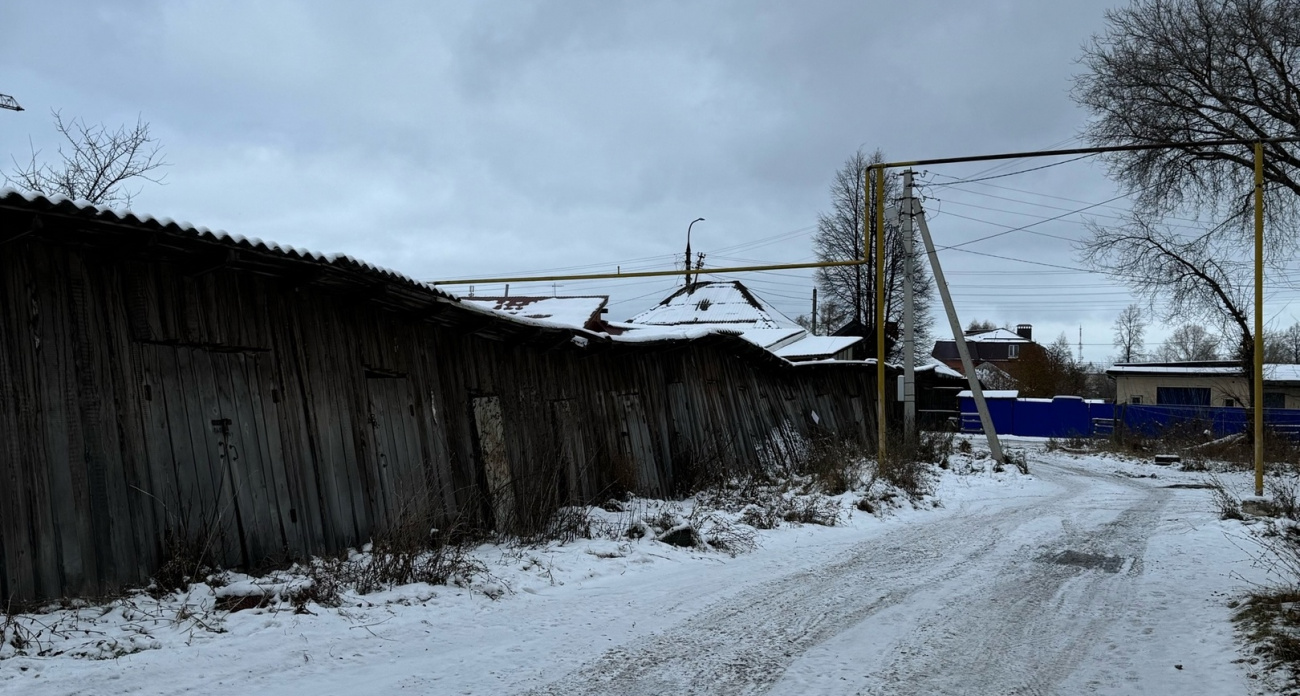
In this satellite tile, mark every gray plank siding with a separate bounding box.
[0,206,891,602]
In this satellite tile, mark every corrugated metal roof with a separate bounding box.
[626,281,800,329]
[1107,362,1300,383]
[916,360,965,379]
[773,335,862,359]
[0,189,873,373]
[622,280,809,349]
[461,295,607,329]
[963,328,1029,343]
[0,188,454,300]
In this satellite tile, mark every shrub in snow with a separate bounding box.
[739,503,783,530]
[781,494,841,526]
[625,520,652,539]
[657,524,702,548]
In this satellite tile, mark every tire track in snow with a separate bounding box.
[523,462,1136,696]
[778,459,1171,695]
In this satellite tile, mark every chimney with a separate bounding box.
[1015,324,1033,341]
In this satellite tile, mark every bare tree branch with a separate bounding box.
[811,148,935,361]
[5,110,168,207]
[1112,303,1149,363]
[1081,215,1259,415]
[1075,0,1300,224]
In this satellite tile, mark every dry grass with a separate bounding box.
[299,502,488,607]
[1234,589,1300,689]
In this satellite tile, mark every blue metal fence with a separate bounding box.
[959,394,1300,438]
[1116,404,1300,438]
[959,394,1109,437]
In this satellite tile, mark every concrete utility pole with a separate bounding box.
[914,197,1005,463]
[812,287,818,335]
[902,170,916,437]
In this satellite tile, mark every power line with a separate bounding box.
[923,135,1085,183]
[932,190,1139,251]
[926,153,1097,187]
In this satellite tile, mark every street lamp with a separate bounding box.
[685,217,704,286]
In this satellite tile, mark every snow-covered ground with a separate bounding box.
[1,440,1284,695]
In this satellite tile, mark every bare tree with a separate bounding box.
[6,110,168,206]
[1075,0,1300,225]
[1264,322,1300,363]
[1015,333,1089,398]
[966,319,999,333]
[1075,0,1300,439]
[1158,323,1223,361]
[1081,218,1251,397]
[811,148,934,360]
[794,298,849,337]
[1112,303,1148,363]
[1282,323,1300,363]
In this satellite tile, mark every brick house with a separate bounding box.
[931,324,1043,384]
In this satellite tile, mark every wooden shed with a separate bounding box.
[0,190,892,601]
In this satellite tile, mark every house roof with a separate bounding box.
[627,280,800,328]
[957,390,1020,399]
[622,280,807,350]
[1107,361,1300,384]
[915,359,965,379]
[0,190,902,379]
[461,295,607,329]
[0,188,453,301]
[962,328,1029,343]
[610,322,806,351]
[773,335,863,360]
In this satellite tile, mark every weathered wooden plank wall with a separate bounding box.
[0,207,890,602]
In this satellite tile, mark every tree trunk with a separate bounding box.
[1240,335,1257,445]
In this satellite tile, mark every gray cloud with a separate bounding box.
[3,0,1245,362]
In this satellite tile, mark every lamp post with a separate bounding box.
[685,217,704,286]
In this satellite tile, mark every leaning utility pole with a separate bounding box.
[0,93,23,112]
[912,194,1004,463]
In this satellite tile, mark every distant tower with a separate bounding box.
[1078,325,1084,363]
[0,93,23,112]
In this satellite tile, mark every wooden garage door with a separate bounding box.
[139,345,292,569]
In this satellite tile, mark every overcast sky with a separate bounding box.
[4,1,1294,363]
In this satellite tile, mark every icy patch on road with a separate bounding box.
[1041,549,1127,573]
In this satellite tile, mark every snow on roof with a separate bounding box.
[773,335,862,359]
[1265,365,1300,382]
[626,281,800,329]
[963,328,1029,343]
[957,390,1020,399]
[611,322,805,350]
[461,296,606,329]
[0,188,452,299]
[621,281,809,350]
[1107,365,1241,375]
[915,359,964,379]
[735,327,807,350]
[1107,362,1300,383]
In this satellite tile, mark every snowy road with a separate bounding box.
[524,458,1251,695]
[4,452,1263,695]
